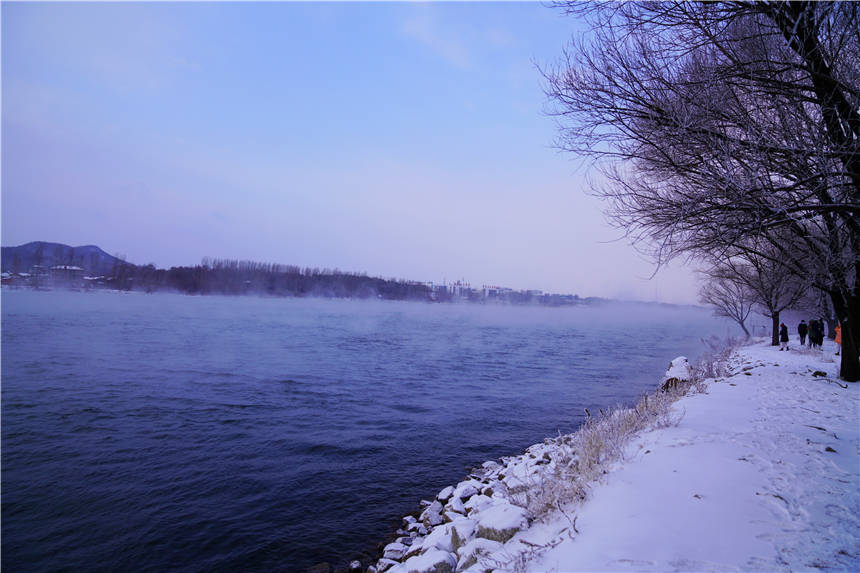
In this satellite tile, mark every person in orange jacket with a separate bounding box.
[834,323,842,356]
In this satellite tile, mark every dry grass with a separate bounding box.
[454,339,742,573]
[422,338,742,573]
[509,336,741,521]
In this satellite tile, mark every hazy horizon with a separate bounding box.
[2,2,702,304]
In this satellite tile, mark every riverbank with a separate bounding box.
[370,338,859,572]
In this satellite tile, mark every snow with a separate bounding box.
[373,338,858,573]
[662,355,692,383]
[388,548,457,573]
[453,482,479,501]
[529,339,859,572]
[457,538,503,569]
[475,503,528,538]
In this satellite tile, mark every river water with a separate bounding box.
[1,290,732,571]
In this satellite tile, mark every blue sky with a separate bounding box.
[2,2,700,303]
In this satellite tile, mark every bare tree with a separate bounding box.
[544,1,860,380]
[707,245,809,345]
[698,271,754,337]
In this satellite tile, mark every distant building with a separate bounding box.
[482,285,500,299]
[449,280,471,298]
[51,265,84,286]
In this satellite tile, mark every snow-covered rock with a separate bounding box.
[389,549,457,573]
[436,485,454,502]
[448,518,477,550]
[421,523,456,553]
[452,482,479,501]
[463,494,493,514]
[661,355,692,390]
[375,557,399,572]
[445,495,465,515]
[382,541,409,560]
[420,500,444,527]
[455,538,503,570]
[474,502,529,542]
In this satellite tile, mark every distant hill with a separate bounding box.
[1,241,134,276]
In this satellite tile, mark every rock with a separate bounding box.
[449,518,477,550]
[404,536,425,558]
[382,541,409,561]
[422,523,456,553]
[437,486,454,502]
[443,511,463,523]
[456,538,503,570]
[392,549,456,573]
[307,564,331,573]
[661,356,692,390]
[446,495,465,515]
[348,561,362,571]
[474,503,529,543]
[482,460,501,472]
[502,473,526,490]
[421,501,444,527]
[403,515,417,525]
[463,494,493,514]
[375,558,399,573]
[453,482,479,501]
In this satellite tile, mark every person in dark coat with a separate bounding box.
[809,319,823,350]
[779,322,789,351]
[798,320,808,345]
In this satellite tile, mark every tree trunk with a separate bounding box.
[739,321,750,338]
[832,292,860,382]
[771,313,780,346]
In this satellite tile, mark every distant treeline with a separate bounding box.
[105,258,432,300]
[3,242,588,306]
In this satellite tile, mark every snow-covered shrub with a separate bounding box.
[694,335,744,381]
[507,368,700,521]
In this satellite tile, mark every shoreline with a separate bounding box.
[365,338,859,573]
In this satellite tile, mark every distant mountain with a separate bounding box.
[1,241,134,276]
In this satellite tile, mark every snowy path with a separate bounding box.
[527,339,859,572]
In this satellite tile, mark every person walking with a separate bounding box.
[779,322,789,351]
[835,323,842,356]
[798,320,808,345]
[811,319,824,350]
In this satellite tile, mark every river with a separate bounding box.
[1,290,732,571]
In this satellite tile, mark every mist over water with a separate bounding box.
[2,290,733,571]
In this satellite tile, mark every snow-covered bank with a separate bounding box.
[370,338,859,573]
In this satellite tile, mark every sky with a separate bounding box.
[1,1,702,304]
